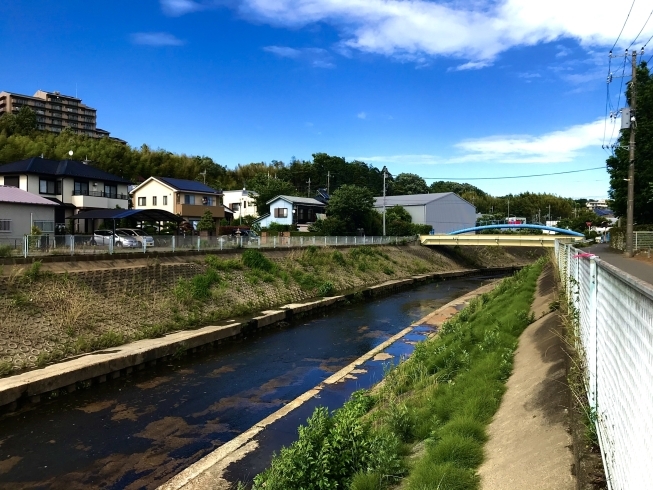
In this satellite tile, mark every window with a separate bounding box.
[33,221,54,233]
[232,203,240,212]
[104,185,117,199]
[74,181,88,195]
[0,220,10,232]
[163,196,168,206]
[176,193,180,204]
[138,197,146,206]
[40,179,59,195]
[184,194,195,205]
[201,196,215,206]
[152,196,157,206]
[243,201,247,208]
[274,207,288,218]
[4,176,19,188]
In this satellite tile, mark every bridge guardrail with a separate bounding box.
[555,241,653,490]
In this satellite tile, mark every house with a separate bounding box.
[222,189,259,221]
[0,185,57,240]
[373,193,476,234]
[254,195,326,230]
[130,177,225,229]
[0,157,131,233]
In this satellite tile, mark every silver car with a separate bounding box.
[116,228,155,247]
[90,230,140,248]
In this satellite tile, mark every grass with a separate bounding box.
[250,258,545,490]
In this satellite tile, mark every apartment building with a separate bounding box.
[0,89,112,139]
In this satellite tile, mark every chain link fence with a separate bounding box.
[610,231,653,252]
[555,241,653,490]
[2,234,417,258]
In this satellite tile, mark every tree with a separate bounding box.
[391,173,428,195]
[196,210,215,233]
[14,107,37,135]
[385,205,412,223]
[247,175,297,215]
[607,62,653,223]
[558,210,608,234]
[326,185,377,233]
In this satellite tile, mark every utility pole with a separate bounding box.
[307,178,311,197]
[382,166,388,236]
[626,49,638,257]
[327,171,331,195]
[548,204,551,223]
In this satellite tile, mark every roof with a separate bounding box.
[153,177,221,194]
[0,157,131,184]
[0,185,58,206]
[595,208,615,217]
[222,189,259,197]
[373,192,469,207]
[253,212,270,224]
[267,195,326,206]
[71,208,183,222]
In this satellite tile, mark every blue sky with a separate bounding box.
[1,0,649,198]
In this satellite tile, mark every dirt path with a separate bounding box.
[479,263,574,489]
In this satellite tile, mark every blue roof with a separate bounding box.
[157,177,221,194]
[0,157,131,184]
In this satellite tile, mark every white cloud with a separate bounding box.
[357,118,607,166]
[263,45,334,67]
[357,111,367,119]
[160,0,204,16]
[131,32,185,46]
[234,0,653,66]
[452,118,606,164]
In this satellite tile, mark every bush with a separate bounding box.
[242,249,277,273]
[317,281,335,296]
[0,245,12,258]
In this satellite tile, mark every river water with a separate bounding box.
[0,274,500,489]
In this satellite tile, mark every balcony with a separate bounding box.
[71,190,129,209]
[176,203,225,219]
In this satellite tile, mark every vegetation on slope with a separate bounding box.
[251,259,544,490]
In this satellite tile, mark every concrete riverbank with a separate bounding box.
[158,278,501,490]
[0,268,517,412]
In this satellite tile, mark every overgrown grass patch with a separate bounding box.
[250,259,545,490]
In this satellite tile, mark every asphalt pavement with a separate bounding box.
[585,243,653,286]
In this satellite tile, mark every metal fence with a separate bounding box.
[555,241,653,490]
[1,234,416,258]
[610,231,653,252]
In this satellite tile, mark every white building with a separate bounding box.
[586,199,608,210]
[0,185,57,240]
[130,177,225,229]
[373,193,476,234]
[222,189,258,220]
[254,195,326,230]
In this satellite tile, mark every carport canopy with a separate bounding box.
[70,208,183,234]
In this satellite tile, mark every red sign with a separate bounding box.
[586,221,592,227]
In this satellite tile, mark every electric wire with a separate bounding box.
[612,0,637,52]
[421,167,606,181]
[627,7,653,49]
[608,54,629,150]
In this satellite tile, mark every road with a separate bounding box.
[586,243,653,285]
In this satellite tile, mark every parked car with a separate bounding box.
[89,230,140,248]
[116,228,155,247]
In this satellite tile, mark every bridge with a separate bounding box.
[420,224,585,248]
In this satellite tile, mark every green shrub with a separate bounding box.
[242,249,277,273]
[205,254,242,270]
[317,281,335,296]
[350,471,383,490]
[0,245,12,258]
[331,250,346,266]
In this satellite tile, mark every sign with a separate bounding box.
[586,221,592,227]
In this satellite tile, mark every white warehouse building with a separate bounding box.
[373,192,476,234]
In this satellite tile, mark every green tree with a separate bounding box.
[247,175,297,215]
[607,62,653,223]
[391,173,428,195]
[14,107,37,135]
[385,205,412,223]
[327,184,377,233]
[196,210,215,232]
[558,209,608,233]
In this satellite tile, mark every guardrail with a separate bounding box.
[0,235,417,258]
[555,241,653,490]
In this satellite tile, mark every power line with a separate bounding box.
[612,0,637,52]
[627,7,653,49]
[421,166,606,181]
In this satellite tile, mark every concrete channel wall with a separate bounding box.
[0,267,519,412]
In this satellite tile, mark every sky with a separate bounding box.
[1,0,651,199]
